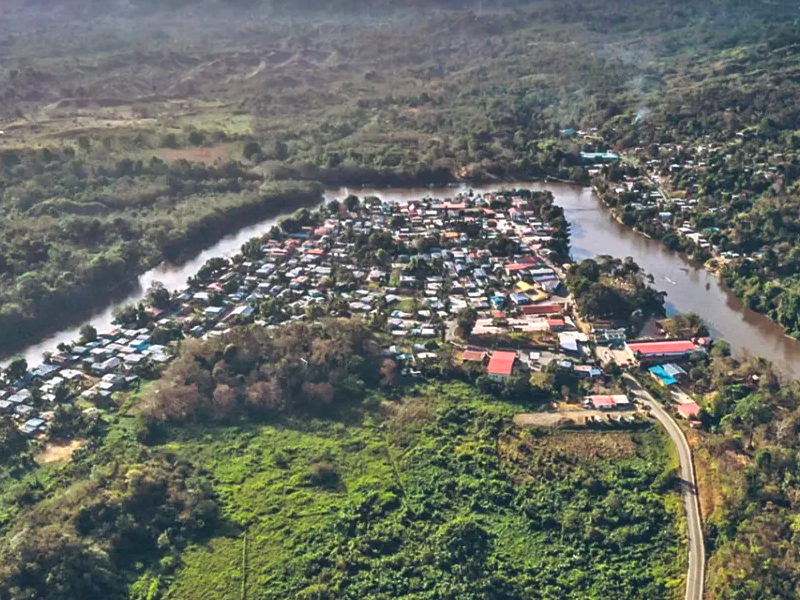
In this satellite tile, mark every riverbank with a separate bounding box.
[7,181,800,378]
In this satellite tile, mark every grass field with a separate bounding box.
[125,381,687,600]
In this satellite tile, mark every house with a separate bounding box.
[649,365,678,386]
[595,328,627,347]
[21,418,45,436]
[487,351,517,380]
[522,303,563,316]
[461,350,487,363]
[204,306,226,319]
[586,395,630,411]
[573,365,603,379]
[677,402,702,421]
[92,357,121,376]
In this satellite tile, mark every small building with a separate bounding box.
[21,418,45,436]
[461,350,487,364]
[595,328,627,347]
[487,351,517,380]
[586,395,631,411]
[649,365,678,386]
[678,402,702,422]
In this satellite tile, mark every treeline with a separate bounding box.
[138,319,385,436]
[0,145,323,354]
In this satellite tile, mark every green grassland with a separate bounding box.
[0,380,685,600]
[136,381,684,600]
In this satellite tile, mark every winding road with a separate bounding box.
[623,374,705,600]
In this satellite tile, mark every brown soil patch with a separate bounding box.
[162,143,233,165]
[36,439,85,465]
[689,431,748,522]
[385,397,434,450]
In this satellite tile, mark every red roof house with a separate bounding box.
[522,303,564,316]
[587,395,620,410]
[678,402,702,421]
[487,351,517,379]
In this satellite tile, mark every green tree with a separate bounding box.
[79,324,98,344]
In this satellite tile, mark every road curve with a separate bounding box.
[623,375,705,600]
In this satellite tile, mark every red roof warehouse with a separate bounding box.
[626,340,699,363]
[487,351,517,378]
[522,303,564,316]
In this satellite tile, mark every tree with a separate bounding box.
[188,130,206,146]
[5,357,28,382]
[274,140,289,161]
[79,324,98,344]
[344,194,360,213]
[243,141,262,160]
[455,307,478,338]
[147,281,171,310]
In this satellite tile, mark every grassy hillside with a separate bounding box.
[0,377,685,600]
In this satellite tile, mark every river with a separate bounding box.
[8,182,800,378]
[8,200,322,368]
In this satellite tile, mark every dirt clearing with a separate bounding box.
[161,142,233,164]
[36,439,85,465]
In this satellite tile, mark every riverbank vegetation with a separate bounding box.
[0,144,322,352]
[566,256,666,326]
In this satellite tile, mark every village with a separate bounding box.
[576,130,788,270]
[0,189,712,438]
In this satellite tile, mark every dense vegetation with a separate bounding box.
[0,144,322,351]
[648,343,800,600]
[566,256,666,325]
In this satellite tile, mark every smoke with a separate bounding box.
[634,105,649,124]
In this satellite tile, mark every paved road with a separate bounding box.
[623,375,706,600]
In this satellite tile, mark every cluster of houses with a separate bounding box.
[597,138,791,266]
[0,329,175,437]
[2,188,716,438]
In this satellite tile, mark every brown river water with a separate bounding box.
[7,182,800,378]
